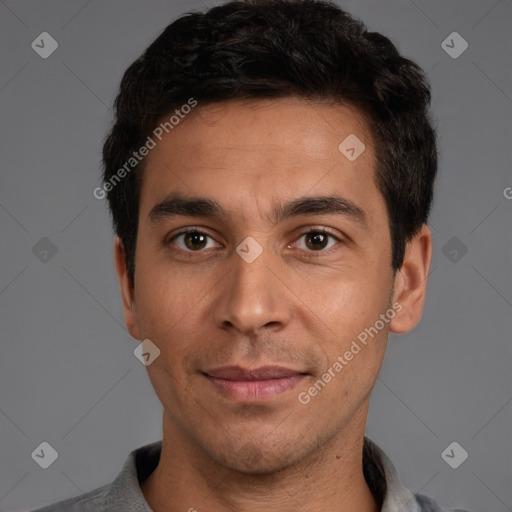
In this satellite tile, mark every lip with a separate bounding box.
[204,365,307,402]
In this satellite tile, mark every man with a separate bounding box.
[32,0,472,511]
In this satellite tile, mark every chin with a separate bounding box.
[213,440,308,476]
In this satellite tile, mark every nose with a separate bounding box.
[212,244,291,336]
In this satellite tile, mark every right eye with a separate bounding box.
[166,229,221,252]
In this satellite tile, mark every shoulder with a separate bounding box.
[363,436,474,512]
[29,440,161,512]
[28,483,110,511]
[414,491,473,512]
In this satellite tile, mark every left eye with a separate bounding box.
[294,230,339,251]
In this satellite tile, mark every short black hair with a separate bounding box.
[102,0,437,287]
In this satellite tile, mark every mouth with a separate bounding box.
[203,365,308,402]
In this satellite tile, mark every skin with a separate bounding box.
[114,97,432,512]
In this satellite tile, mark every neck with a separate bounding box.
[141,410,378,512]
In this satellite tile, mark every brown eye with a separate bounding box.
[305,232,329,250]
[294,229,340,253]
[169,230,217,252]
[183,232,208,250]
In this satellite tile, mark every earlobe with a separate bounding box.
[113,237,141,340]
[389,225,432,335]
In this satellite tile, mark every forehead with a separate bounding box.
[138,97,383,225]
[149,97,373,163]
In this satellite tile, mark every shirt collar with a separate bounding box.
[104,440,160,511]
[105,437,419,511]
[363,437,421,512]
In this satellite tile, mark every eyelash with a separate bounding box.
[165,227,342,256]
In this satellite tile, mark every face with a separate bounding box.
[116,97,430,474]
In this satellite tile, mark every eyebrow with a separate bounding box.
[148,192,367,227]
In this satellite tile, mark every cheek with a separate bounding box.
[291,260,391,328]
[132,259,221,394]
[299,324,388,422]
[132,267,204,406]
[292,266,391,384]
[134,258,202,336]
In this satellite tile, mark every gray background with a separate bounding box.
[0,1,511,511]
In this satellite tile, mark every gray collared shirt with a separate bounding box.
[30,437,471,512]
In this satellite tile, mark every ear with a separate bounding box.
[114,237,141,340]
[389,224,432,334]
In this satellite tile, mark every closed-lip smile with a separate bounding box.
[203,365,308,401]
